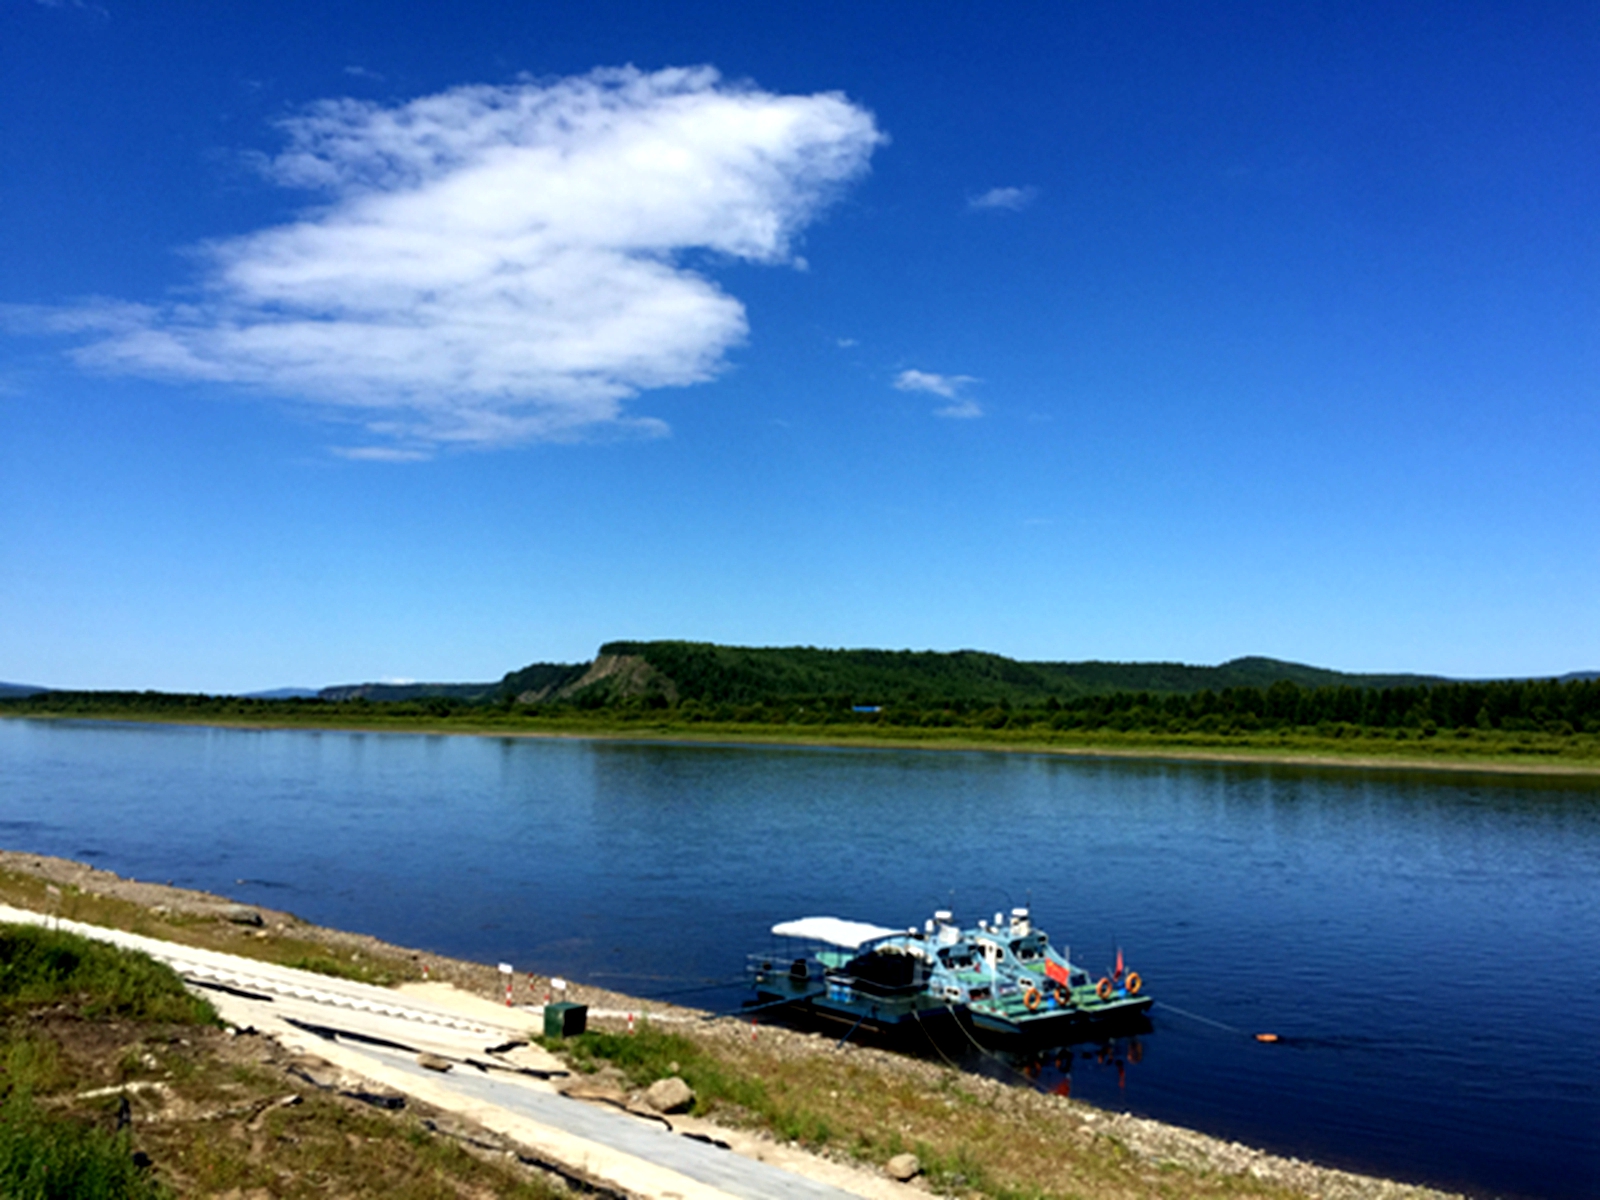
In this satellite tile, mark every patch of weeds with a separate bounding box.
[280,952,396,986]
[542,1024,777,1124]
[0,925,216,1026]
[917,1139,994,1193]
[2,1029,66,1096]
[0,1091,170,1200]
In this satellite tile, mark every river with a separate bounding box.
[1,717,1595,1198]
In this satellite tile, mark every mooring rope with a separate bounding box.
[1151,1000,1247,1035]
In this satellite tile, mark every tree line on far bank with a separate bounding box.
[5,676,1599,740]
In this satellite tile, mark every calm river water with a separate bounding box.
[1,718,1596,1198]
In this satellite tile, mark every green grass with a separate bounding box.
[0,926,208,1200]
[544,1024,772,1118]
[0,1092,171,1200]
[0,925,216,1025]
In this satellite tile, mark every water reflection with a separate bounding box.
[954,1025,1152,1100]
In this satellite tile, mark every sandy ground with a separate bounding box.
[1,850,1463,1200]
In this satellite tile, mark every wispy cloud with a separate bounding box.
[342,65,385,82]
[968,185,1038,212]
[893,368,982,418]
[14,67,882,456]
[34,0,109,13]
[331,445,432,463]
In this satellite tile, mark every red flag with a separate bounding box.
[1115,947,1124,979]
[1044,958,1069,986]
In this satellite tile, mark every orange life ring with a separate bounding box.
[1053,986,1069,1007]
[1023,986,1041,1012]
[1125,971,1142,995]
[1096,977,1114,1001]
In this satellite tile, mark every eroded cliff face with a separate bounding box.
[515,653,677,705]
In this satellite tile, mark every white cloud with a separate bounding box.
[343,65,385,82]
[968,185,1038,212]
[893,368,973,399]
[21,66,883,455]
[933,396,983,419]
[893,368,982,418]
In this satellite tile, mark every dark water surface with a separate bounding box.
[2,719,1596,1198]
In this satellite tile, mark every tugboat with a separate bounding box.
[748,906,1151,1041]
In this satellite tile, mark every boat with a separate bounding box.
[747,906,1151,1041]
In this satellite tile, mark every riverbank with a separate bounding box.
[1,850,1465,1200]
[7,707,1600,778]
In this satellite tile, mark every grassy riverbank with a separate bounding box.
[8,701,1600,776]
[0,853,1462,1200]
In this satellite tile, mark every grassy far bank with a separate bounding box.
[7,697,1600,775]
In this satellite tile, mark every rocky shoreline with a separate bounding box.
[0,849,1465,1200]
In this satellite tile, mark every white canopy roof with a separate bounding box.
[771,916,901,949]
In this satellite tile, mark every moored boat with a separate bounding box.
[748,905,1151,1041]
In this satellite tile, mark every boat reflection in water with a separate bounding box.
[972,1027,1151,1099]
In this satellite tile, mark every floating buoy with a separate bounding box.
[1255,1033,1280,1043]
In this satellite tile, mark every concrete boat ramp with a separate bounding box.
[0,904,903,1200]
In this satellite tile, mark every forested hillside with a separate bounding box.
[553,641,1444,707]
[6,642,1597,747]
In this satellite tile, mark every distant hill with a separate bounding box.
[0,682,47,698]
[240,687,320,700]
[315,662,591,705]
[490,641,1452,709]
[316,681,504,703]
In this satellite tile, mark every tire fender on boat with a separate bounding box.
[1023,985,1042,1011]
[1125,971,1142,995]
[1096,977,1114,1000]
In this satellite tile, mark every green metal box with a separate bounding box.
[543,1001,588,1038]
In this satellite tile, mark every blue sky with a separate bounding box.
[2,1,1596,691]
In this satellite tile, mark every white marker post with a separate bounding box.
[498,962,514,1006]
